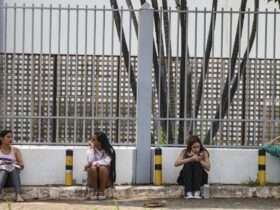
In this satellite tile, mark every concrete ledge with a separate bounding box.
[1,185,280,201]
[210,185,280,199]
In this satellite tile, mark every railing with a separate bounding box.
[0,3,280,146]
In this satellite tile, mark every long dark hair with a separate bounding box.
[94,131,116,184]
[0,130,12,146]
[185,135,208,155]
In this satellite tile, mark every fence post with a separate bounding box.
[135,2,154,184]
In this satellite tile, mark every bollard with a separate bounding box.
[154,147,162,185]
[65,149,73,186]
[258,148,266,186]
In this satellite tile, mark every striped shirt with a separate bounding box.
[0,148,16,172]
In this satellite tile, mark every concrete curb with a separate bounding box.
[1,185,280,201]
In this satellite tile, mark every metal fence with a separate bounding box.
[0,4,280,146]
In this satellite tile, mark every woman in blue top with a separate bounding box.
[0,130,24,202]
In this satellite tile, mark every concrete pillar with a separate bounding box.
[135,2,154,184]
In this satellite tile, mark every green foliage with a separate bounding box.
[159,128,167,145]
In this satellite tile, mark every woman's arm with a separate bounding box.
[14,147,24,169]
[94,154,111,166]
[174,150,194,167]
[200,151,210,171]
[269,136,280,145]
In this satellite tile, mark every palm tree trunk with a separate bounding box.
[178,0,192,144]
[110,0,137,100]
[194,0,218,118]
[205,0,259,144]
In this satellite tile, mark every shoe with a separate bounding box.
[86,189,98,200]
[98,192,106,200]
[184,192,193,199]
[193,191,202,199]
[16,194,24,202]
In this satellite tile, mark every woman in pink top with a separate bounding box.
[84,131,116,200]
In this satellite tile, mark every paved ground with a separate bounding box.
[0,198,280,210]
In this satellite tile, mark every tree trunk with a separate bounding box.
[205,0,259,144]
[194,0,218,119]
[178,0,192,144]
[110,0,137,100]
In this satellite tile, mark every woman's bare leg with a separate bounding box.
[87,166,98,190]
[98,166,110,194]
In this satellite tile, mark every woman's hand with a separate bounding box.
[191,154,203,162]
[84,163,91,171]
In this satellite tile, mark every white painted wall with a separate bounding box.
[16,146,280,186]
[18,145,135,185]
[162,147,280,184]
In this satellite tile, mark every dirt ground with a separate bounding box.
[0,198,280,210]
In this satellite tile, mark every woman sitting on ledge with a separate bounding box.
[175,135,210,199]
[0,130,24,202]
[84,131,116,200]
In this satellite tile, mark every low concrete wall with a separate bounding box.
[18,146,135,185]
[16,146,280,185]
[162,147,280,184]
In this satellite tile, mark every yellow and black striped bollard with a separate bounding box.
[65,149,73,186]
[258,148,266,186]
[154,147,162,185]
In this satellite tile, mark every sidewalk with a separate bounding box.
[1,198,280,210]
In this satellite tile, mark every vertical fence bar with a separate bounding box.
[11,3,17,132]
[193,8,198,135]
[91,6,97,134]
[175,11,180,144]
[201,8,206,140]
[227,8,233,145]
[209,8,215,145]
[166,8,171,143]
[184,8,189,141]
[65,5,70,143]
[244,8,250,146]
[272,9,277,138]
[135,3,153,184]
[219,8,224,144]
[254,8,259,146]
[117,7,124,143]
[237,5,242,146]
[74,5,79,143]
[109,8,115,140]
[47,4,53,143]
[56,4,62,143]
[3,3,7,128]
[83,5,88,143]
[38,4,44,143]
[30,4,35,142]
[262,9,268,144]
[101,6,106,129]
[20,4,26,142]
[157,7,163,145]
[127,9,132,143]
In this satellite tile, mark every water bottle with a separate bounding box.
[82,172,87,186]
[201,184,210,199]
